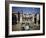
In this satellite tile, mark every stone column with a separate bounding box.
[32,14,35,22]
[20,14,22,23]
[36,14,39,26]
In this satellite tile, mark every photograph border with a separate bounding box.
[5,1,45,37]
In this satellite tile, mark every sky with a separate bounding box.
[12,7,40,14]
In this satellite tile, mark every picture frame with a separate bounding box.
[5,1,45,37]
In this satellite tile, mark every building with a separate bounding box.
[12,12,40,26]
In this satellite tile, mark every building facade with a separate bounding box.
[12,12,40,26]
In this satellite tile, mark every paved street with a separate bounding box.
[12,23,40,31]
